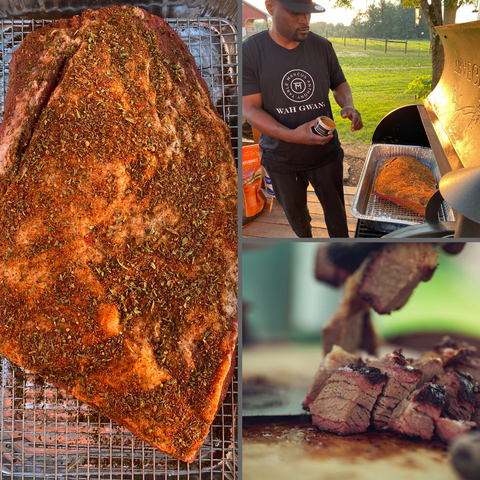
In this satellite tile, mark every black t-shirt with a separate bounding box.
[243,30,347,173]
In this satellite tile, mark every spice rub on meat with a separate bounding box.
[373,156,437,216]
[0,6,237,463]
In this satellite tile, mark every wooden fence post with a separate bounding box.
[385,39,387,53]
[364,37,367,50]
[405,40,407,53]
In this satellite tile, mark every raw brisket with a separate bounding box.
[373,155,437,216]
[0,6,237,463]
[311,364,388,435]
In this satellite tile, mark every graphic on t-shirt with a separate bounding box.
[281,69,315,103]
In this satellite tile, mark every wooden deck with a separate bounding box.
[242,185,358,238]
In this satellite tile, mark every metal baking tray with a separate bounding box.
[351,144,455,232]
[0,15,238,480]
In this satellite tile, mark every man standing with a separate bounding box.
[243,0,363,238]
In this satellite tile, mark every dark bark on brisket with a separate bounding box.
[303,345,363,410]
[388,383,446,440]
[367,350,422,430]
[434,371,476,421]
[311,364,388,435]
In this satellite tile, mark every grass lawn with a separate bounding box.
[327,38,432,148]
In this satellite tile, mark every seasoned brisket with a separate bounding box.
[434,417,476,443]
[373,155,437,216]
[434,371,476,421]
[311,364,388,435]
[367,350,422,430]
[0,6,237,463]
[303,345,363,410]
[388,383,446,441]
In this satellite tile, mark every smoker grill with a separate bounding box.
[353,20,480,238]
[0,13,238,480]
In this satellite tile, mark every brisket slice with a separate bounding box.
[303,345,363,410]
[359,243,439,314]
[434,417,476,443]
[373,155,437,216]
[434,371,476,421]
[322,262,377,356]
[0,6,237,463]
[367,350,421,430]
[388,383,446,440]
[411,357,445,389]
[311,364,388,435]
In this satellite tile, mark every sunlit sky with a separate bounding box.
[244,0,480,26]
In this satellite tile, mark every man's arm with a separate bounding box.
[332,81,363,132]
[243,93,333,146]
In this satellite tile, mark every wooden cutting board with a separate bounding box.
[243,421,459,480]
[243,343,462,480]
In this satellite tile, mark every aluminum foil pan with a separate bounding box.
[0,0,238,22]
[351,144,455,232]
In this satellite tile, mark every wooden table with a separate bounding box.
[242,185,358,238]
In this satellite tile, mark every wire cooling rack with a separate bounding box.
[0,15,238,480]
[0,357,238,479]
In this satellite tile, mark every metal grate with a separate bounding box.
[0,15,238,480]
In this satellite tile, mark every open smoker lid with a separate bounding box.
[423,20,480,172]
[0,0,238,22]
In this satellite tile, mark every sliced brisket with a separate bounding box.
[322,262,375,356]
[472,384,480,427]
[311,364,388,435]
[434,371,476,421]
[411,356,445,389]
[388,383,446,440]
[434,417,476,443]
[359,243,439,314]
[367,350,422,430]
[303,345,363,410]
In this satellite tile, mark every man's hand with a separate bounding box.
[341,106,363,132]
[289,118,333,146]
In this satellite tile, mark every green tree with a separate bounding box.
[330,0,477,87]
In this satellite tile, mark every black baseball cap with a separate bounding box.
[276,0,325,13]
